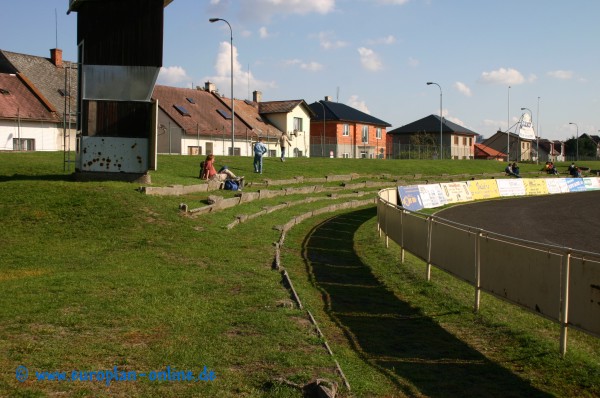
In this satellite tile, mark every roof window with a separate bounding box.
[186,97,196,104]
[174,105,191,116]
[217,109,231,119]
[0,88,10,95]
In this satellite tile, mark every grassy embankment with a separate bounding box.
[0,152,598,397]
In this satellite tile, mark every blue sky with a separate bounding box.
[2,0,599,140]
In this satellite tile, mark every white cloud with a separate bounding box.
[316,31,349,50]
[376,0,410,4]
[240,29,252,38]
[347,95,370,114]
[283,59,323,71]
[259,26,269,39]
[283,59,302,66]
[358,47,382,71]
[157,66,190,86]
[454,81,472,97]
[300,61,324,71]
[205,41,276,96]
[408,56,419,68]
[366,35,396,45]
[547,70,573,80]
[479,67,525,85]
[239,0,335,22]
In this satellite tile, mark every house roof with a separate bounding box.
[538,139,561,156]
[0,49,78,122]
[474,143,505,158]
[581,133,600,145]
[388,114,478,136]
[152,85,284,138]
[308,99,391,127]
[0,73,61,123]
[259,99,316,118]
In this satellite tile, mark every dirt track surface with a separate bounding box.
[436,190,600,254]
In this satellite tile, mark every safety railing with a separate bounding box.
[377,184,600,355]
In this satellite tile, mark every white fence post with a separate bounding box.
[426,216,432,281]
[474,231,482,312]
[560,251,571,357]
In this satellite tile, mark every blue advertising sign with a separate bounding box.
[397,185,424,211]
[565,178,586,192]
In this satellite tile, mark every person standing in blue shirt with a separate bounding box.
[254,137,267,174]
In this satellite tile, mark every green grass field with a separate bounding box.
[1,152,599,397]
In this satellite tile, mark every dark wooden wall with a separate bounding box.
[77,0,164,66]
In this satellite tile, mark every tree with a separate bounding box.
[409,130,436,146]
[565,135,597,159]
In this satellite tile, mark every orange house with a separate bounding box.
[308,96,391,158]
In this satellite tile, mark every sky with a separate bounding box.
[2,0,600,141]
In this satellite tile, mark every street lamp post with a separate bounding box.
[569,122,579,161]
[319,100,326,157]
[507,86,511,161]
[521,107,532,162]
[426,82,443,159]
[209,18,235,155]
[536,97,540,164]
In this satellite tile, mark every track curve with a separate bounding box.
[436,190,600,254]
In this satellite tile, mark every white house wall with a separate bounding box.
[0,120,63,151]
[263,106,311,157]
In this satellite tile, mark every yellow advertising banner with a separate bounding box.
[523,178,549,195]
[467,179,500,200]
[440,182,473,204]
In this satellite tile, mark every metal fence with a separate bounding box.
[377,187,600,355]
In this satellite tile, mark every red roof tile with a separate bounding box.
[0,73,60,122]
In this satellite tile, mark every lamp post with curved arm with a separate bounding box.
[209,18,235,155]
[426,82,443,159]
[569,122,579,161]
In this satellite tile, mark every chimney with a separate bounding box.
[253,90,262,103]
[324,95,332,102]
[50,48,63,68]
[204,81,216,93]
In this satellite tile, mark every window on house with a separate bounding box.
[293,117,303,132]
[228,147,241,156]
[13,138,35,151]
[174,105,191,116]
[454,136,458,145]
[463,137,467,145]
[0,88,10,95]
[362,126,368,143]
[343,124,349,136]
[217,109,231,119]
[188,146,202,155]
[186,97,196,104]
[342,153,349,158]
[376,128,382,139]
[360,151,368,158]
[58,88,70,97]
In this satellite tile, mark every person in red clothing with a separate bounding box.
[200,154,244,187]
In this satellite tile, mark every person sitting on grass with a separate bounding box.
[505,162,521,178]
[546,161,558,175]
[568,162,583,177]
[202,155,244,187]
